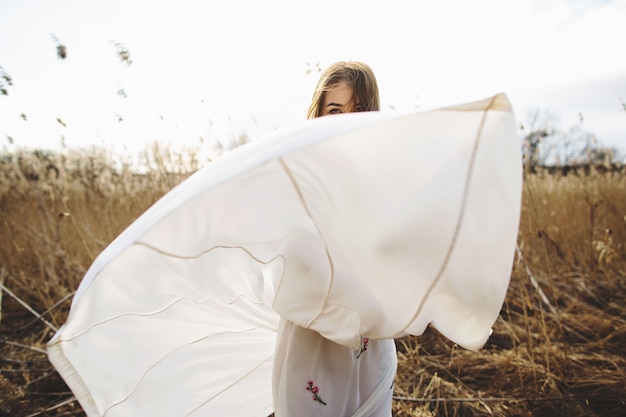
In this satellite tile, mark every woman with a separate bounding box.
[272,61,396,417]
[306,61,380,119]
[47,60,521,417]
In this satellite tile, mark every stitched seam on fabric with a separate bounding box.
[54,293,271,342]
[315,301,363,348]
[138,241,284,305]
[325,300,358,313]
[278,158,334,328]
[135,241,285,307]
[51,297,186,342]
[134,241,284,265]
[53,244,283,342]
[183,355,274,416]
[102,327,265,416]
[401,94,498,333]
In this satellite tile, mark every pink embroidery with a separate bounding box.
[306,380,327,405]
[356,337,369,359]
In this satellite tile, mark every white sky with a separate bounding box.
[1,0,625,156]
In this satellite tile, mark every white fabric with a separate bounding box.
[273,320,396,417]
[47,93,522,417]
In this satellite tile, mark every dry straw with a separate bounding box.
[0,146,624,416]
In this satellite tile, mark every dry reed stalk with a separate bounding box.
[4,340,47,355]
[0,282,57,332]
[515,244,557,315]
[51,182,94,261]
[24,396,78,417]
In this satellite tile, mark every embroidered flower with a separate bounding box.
[356,337,369,359]
[306,380,327,405]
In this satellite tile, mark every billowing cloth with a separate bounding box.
[47,93,522,417]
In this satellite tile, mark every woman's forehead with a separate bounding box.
[323,83,353,102]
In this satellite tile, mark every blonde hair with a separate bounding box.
[306,61,380,119]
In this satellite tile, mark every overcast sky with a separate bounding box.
[1,0,625,155]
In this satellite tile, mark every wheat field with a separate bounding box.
[0,147,624,417]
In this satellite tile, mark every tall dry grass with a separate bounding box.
[0,147,624,417]
[392,166,626,417]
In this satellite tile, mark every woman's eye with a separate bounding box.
[328,108,342,114]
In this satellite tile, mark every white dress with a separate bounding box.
[47,94,522,417]
[273,321,396,417]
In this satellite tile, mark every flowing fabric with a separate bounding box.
[47,93,522,417]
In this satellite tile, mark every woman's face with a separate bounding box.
[320,81,355,116]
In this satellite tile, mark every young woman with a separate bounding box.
[272,61,396,417]
[47,59,521,417]
[306,61,380,119]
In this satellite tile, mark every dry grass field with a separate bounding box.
[0,147,624,417]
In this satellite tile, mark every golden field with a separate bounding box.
[0,147,624,417]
